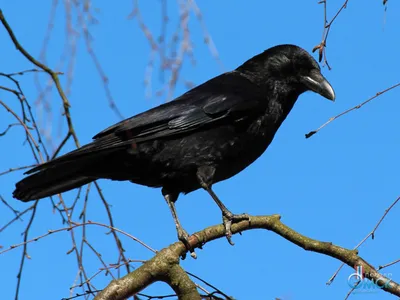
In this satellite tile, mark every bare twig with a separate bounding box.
[379,258,400,271]
[0,100,44,163]
[0,206,35,233]
[94,182,135,276]
[313,0,350,68]
[0,195,20,216]
[0,221,156,255]
[0,165,37,177]
[15,201,38,300]
[327,195,400,285]
[74,2,124,119]
[306,81,400,138]
[186,271,233,300]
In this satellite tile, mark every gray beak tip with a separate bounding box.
[323,81,336,102]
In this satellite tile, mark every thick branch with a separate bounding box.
[94,244,200,300]
[97,214,400,299]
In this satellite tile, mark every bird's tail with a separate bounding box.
[13,166,95,202]
[13,134,127,202]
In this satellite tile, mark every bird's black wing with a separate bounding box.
[26,71,266,174]
[94,71,264,142]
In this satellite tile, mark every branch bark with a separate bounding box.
[95,244,201,300]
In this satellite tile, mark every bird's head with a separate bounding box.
[237,44,335,101]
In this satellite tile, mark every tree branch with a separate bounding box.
[96,214,400,299]
[95,245,200,300]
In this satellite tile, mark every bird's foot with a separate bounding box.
[177,227,197,259]
[222,212,250,245]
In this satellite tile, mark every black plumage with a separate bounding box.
[13,44,335,247]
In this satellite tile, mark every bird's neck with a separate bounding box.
[263,85,302,129]
[234,69,304,126]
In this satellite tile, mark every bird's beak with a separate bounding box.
[301,70,335,101]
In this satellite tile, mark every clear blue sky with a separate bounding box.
[1,1,400,299]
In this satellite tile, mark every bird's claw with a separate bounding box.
[222,212,249,245]
[177,228,197,259]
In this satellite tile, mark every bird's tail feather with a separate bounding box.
[13,137,124,202]
[12,151,103,202]
[13,166,95,202]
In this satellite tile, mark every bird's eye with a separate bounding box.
[293,55,320,74]
[268,55,293,76]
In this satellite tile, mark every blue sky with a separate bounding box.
[1,1,400,299]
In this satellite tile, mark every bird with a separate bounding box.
[13,44,335,249]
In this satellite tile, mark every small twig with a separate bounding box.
[0,195,20,216]
[52,132,72,159]
[5,68,63,77]
[327,195,400,285]
[0,100,44,163]
[61,289,101,300]
[0,85,21,96]
[0,206,34,233]
[70,269,103,290]
[306,81,400,138]
[136,293,177,299]
[94,182,135,275]
[0,221,156,255]
[59,196,94,293]
[313,0,350,68]
[379,258,400,271]
[74,3,124,119]
[186,271,233,300]
[188,0,223,71]
[0,123,28,137]
[344,283,359,300]
[0,165,37,177]
[15,201,38,300]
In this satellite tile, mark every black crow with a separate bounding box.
[13,44,335,247]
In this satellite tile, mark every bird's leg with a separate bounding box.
[197,166,249,245]
[162,189,193,254]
